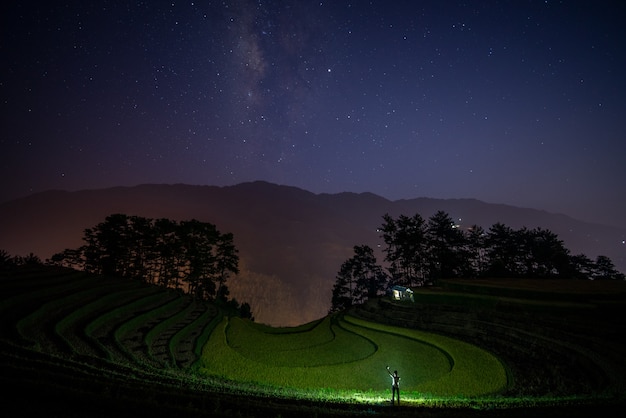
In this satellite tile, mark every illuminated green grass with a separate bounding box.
[198,313,507,398]
[343,316,507,397]
[226,315,376,366]
[2,267,624,414]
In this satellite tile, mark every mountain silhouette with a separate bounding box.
[1,181,624,326]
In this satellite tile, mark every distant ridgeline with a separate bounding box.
[9,213,252,319]
[330,210,625,313]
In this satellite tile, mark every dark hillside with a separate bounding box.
[2,267,625,417]
[348,279,626,399]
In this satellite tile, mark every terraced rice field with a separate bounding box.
[2,266,626,417]
[2,266,221,371]
[199,315,506,398]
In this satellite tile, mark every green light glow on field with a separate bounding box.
[5,268,622,415]
[198,314,507,399]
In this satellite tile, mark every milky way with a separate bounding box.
[1,1,625,227]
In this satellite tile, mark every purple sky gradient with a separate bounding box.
[2,1,625,227]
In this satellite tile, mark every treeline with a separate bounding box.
[331,210,624,312]
[0,250,42,270]
[47,214,252,319]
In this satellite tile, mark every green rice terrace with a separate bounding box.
[2,266,626,417]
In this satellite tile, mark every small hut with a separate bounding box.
[390,285,414,302]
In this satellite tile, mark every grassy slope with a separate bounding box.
[198,313,506,398]
[350,278,626,399]
[2,266,626,417]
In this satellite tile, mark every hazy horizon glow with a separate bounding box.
[2,1,625,227]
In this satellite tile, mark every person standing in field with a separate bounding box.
[386,366,400,405]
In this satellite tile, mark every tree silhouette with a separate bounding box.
[485,222,519,277]
[569,253,595,280]
[178,219,220,299]
[332,209,622,308]
[426,211,467,279]
[520,227,571,278]
[0,249,16,270]
[465,224,487,277]
[380,213,428,287]
[593,255,625,280]
[50,214,242,305]
[214,232,239,295]
[153,218,183,288]
[330,245,388,313]
[330,260,354,313]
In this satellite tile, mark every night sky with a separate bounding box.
[2,1,625,227]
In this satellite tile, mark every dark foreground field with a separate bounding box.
[2,266,626,417]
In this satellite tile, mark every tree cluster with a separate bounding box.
[330,245,388,313]
[0,249,42,271]
[49,214,252,319]
[330,210,624,313]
